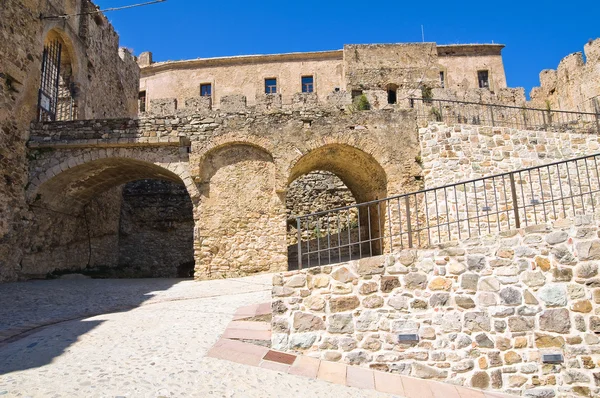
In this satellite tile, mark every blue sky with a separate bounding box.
[96,0,598,96]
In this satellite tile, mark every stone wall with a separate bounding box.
[26,107,421,280]
[118,179,194,278]
[20,186,122,279]
[420,123,600,189]
[273,215,600,397]
[530,39,600,113]
[0,0,139,282]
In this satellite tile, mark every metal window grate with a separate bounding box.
[38,40,77,122]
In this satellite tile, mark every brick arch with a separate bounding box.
[27,149,199,213]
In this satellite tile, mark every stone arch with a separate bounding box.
[28,150,198,214]
[23,152,198,279]
[287,143,388,266]
[191,133,280,184]
[288,143,387,203]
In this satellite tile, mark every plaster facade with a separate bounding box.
[138,43,509,113]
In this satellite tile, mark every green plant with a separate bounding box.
[429,107,442,122]
[353,94,370,111]
[415,155,423,165]
[421,85,433,104]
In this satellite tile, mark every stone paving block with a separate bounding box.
[317,360,347,385]
[233,304,259,320]
[256,302,272,316]
[222,328,271,341]
[259,359,291,373]
[288,355,321,378]
[401,375,434,398]
[454,386,486,398]
[207,338,269,367]
[346,366,375,390]
[227,321,271,331]
[374,370,405,395]
[428,380,461,398]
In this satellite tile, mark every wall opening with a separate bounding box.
[118,179,195,278]
[25,158,195,279]
[386,84,398,104]
[286,171,357,269]
[287,144,388,269]
[38,30,78,121]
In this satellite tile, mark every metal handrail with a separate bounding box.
[295,153,600,269]
[409,97,600,134]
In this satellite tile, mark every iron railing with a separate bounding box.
[410,97,600,134]
[295,153,600,269]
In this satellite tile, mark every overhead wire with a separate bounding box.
[41,0,167,20]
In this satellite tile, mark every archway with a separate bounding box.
[23,157,196,279]
[38,29,79,121]
[287,144,388,269]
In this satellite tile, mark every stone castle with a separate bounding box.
[2,1,600,396]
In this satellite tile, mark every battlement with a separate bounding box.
[530,38,600,112]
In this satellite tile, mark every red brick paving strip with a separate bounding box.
[263,350,297,365]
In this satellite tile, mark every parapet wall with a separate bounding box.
[530,38,600,113]
[273,215,600,397]
[420,123,600,190]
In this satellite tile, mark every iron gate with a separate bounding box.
[38,40,77,122]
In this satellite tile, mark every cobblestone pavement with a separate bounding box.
[0,275,395,397]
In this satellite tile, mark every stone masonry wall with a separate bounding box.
[420,123,600,189]
[273,214,600,397]
[530,39,600,113]
[118,179,194,278]
[0,0,139,281]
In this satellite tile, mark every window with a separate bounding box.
[138,91,146,113]
[478,70,489,89]
[440,71,445,88]
[265,78,277,94]
[200,83,212,97]
[301,76,314,93]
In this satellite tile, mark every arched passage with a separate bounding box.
[24,157,196,279]
[287,144,388,268]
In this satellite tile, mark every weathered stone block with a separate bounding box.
[577,240,600,260]
[331,266,357,283]
[356,256,385,275]
[293,312,325,332]
[538,285,567,307]
[329,295,360,312]
[411,363,448,379]
[464,312,491,332]
[380,276,401,293]
[404,272,427,290]
[539,309,571,333]
[328,314,354,333]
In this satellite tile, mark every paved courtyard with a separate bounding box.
[0,275,397,397]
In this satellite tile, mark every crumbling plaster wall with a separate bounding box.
[530,38,600,113]
[0,0,139,281]
[437,45,507,92]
